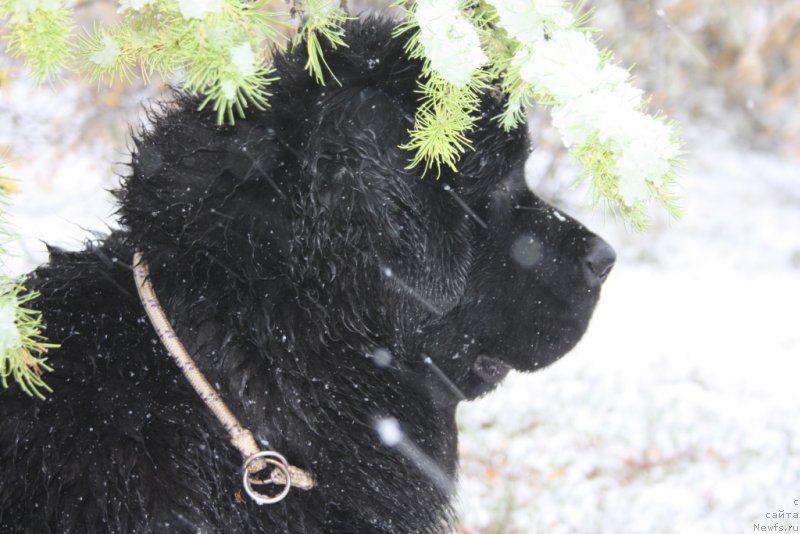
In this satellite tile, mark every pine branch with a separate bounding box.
[394,0,489,175]
[0,280,57,401]
[0,161,58,400]
[1,1,75,83]
[293,0,352,85]
[476,0,683,229]
[401,74,485,174]
[1,0,685,232]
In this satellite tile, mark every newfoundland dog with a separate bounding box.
[0,17,614,534]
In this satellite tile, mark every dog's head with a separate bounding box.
[294,83,615,402]
[119,18,614,404]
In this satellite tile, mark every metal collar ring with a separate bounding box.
[243,451,293,505]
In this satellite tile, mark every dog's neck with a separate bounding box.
[136,246,461,519]
[134,252,317,502]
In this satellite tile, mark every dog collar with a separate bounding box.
[132,251,316,505]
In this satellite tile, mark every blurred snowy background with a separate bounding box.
[2,1,800,532]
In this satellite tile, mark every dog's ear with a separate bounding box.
[299,87,474,316]
[302,87,414,218]
[118,102,295,272]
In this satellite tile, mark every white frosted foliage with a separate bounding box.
[231,43,256,77]
[9,0,62,19]
[516,31,643,107]
[517,31,600,101]
[552,98,680,206]
[551,90,642,148]
[178,0,222,21]
[220,80,237,101]
[485,0,680,210]
[118,0,154,12]
[486,0,574,44]
[616,120,680,205]
[90,36,121,68]
[415,0,487,87]
[0,299,21,355]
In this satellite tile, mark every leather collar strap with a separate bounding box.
[132,252,316,504]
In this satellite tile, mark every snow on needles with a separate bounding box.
[489,0,574,44]
[218,42,257,100]
[90,35,121,68]
[488,0,681,209]
[414,0,487,87]
[0,299,21,355]
[231,42,256,78]
[6,0,62,19]
[117,0,154,13]
[177,0,222,21]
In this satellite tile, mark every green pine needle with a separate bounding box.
[0,281,57,401]
[77,27,136,85]
[294,0,352,85]
[393,4,490,175]
[572,131,683,232]
[0,161,58,400]
[3,7,75,83]
[197,64,278,125]
[1,0,684,239]
[402,73,484,174]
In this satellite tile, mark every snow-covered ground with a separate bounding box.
[2,76,799,533]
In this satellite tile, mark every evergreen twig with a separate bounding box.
[0,161,59,400]
[293,0,352,84]
[0,0,683,251]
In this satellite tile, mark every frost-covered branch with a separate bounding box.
[0,162,57,400]
[0,0,74,82]
[293,0,352,84]
[399,0,683,230]
[484,0,682,230]
[1,0,683,228]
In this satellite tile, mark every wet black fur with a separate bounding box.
[0,17,612,533]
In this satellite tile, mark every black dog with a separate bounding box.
[0,17,614,533]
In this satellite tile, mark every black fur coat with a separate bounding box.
[0,17,614,534]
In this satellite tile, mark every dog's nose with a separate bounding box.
[584,237,616,285]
